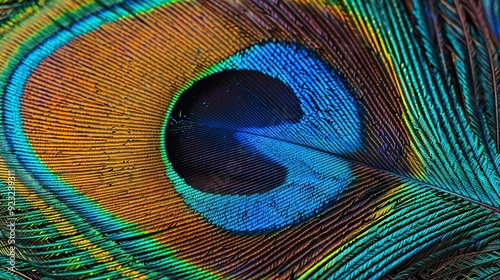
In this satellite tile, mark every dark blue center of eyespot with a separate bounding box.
[163,42,360,232]
[165,70,304,195]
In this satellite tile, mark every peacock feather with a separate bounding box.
[0,0,500,279]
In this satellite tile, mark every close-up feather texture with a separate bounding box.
[0,0,500,279]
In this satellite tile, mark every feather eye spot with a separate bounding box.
[162,42,362,232]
